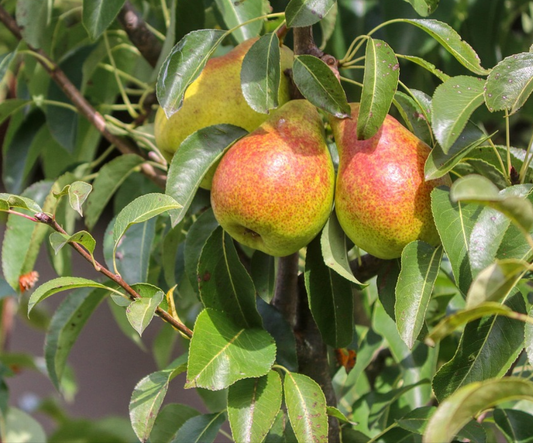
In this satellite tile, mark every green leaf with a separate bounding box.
[396,406,436,435]
[305,235,354,348]
[318,2,337,50]
[285,0,336,27]
[526,307,533,368]
[432,291,526,401]
[28,277,111,314]
[186,309,276,390]
[398,54,449,82]
[175,0,206,43]
[0,99,31,125]
[357,38,399,140]
[66,181,91,216]
[82,0,127,41]
[126,285,165,336]
[129,355,188,443]
[251,251,276,303]
[403,0,439,16]
[395,241,443,349]
[85,154,144,230]
[166,125,247,226]
[241,33,281,114]
[326,406,356,425]
[150,403,200,443]
[228,370,282,443]
[197,227,262,328]
[172,412,226,443]
[485,52,533,114]
[320,212,364,286]
[156,29,226,118]
[214,0,264,44]
[45,288,106,390]
[431,76,485,152]
[16,0,50,49]
[107,298,145,350]
[284,371,328,443]
[393,90,433,146]
[49,230,96,261]
[292,55,350,118]
[4,407,46,443]
[0,193,41,213]
[403,19,489,76]
[423,378,533,443]
[493,408,533,443]
[0,50,17,82]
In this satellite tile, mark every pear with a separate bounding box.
[211,100,335,257]
[331,103,451,260]
[155,38,293,188]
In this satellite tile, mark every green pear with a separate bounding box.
[331,103,451,260]
[155,38,293,189]
[210,100,335,257]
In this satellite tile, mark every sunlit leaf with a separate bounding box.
[398,54,449,82]
[4,407,46,443]
[214,0,264,44]
[403,0,439,17]
[286,0,336,27]
[0,193,41,213]
[126,284,165,336]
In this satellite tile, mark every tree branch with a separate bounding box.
[272,252,299,328]
[350,254,389,282]
[0,5,167,189]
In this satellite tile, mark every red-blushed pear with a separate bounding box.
[155,38,293,189]
[331,103,451,260]
[210,100,335,257]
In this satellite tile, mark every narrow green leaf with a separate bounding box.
[357,38,399,140]
[173,412,226,443]
[494,408,533,443]
[485,52,533,114]
[292,55,350,118]
[398,54,449,82]
[228,371,282,443]
[166,125,247,226]
[82,0,127,40]
[320,212,364,286]
[186,309,276,390]
[284,372,328,443]
[251,251,276,303]
[431,76,485,152]
[214,0,264,44]
[395,241,443,349]
[404,0,439,16]
[318,2,337,50]
[28,277,111,314]
[0,99,31,125]
[156,29,226,118]
[285,0,336,27]
[305,235,354,348]
[16,0,49,48]
[326,406,356,425]
[126,285,165,336]
[150,403,200,443]
[4,407,46,443]
[403,19,490,75]
[49,230,96,260]
[45,288,106,390]
[393,91,433,146]
[423,378,533,443]
[129,355,188,443]
[0,51,16,82]
[85,154,144,230]
[241,33,281,114]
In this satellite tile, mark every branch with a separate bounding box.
[0,5,167,189]
[350,254,389,282]
[34,212,193,338]
[272,252,300,328]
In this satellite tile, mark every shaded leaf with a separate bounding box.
[318,3,338,50]
[150,403,200,443]
[396,406,436,434]
[126,285,165,336]
[393,90,432,146]
[0,51,17,82]
[215,0,264,44]
[526,307,533,368]
[251,251,275,303]
[0,99,31,125]
[16,0,49,48]
[286,0,336,27]
[83,0,127,40]
[175,0,205,43]
[173,412,226,443]
[493,408,533,443]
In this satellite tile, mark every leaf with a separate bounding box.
[526,307,533,368]
[241,33,281,114]
[16,0,49,49]
[396,406,436,435]
[150,403,200,443]
[166,125,247,226]
[186,309,276,390]
[485,52,533,114]
[305,235,354,348]
[357,38,399,140]
[0,99,31,125]
[228,371,282,443]
[45,288,106,390]
[251,251,276,303]
[431,76,485,152]
[172,412,226,443]
[4,407,46,443]
[398,54,449,82]
[0,50,16,82]
[432,291,526,401]
[50,230,96,260]
[326,406,356,425]
[214,0,264,44]
[283,371,328,443]
[320,212,364,285]
[423,378,533,443]
[85,154,144,230]
[197,227,262,328]
[403,0,439,17]
[156,29,226,118]
[403,19,489,75]
[0,193,41,213]
[66,181,92,216]
[285,0,336,27]
[318,2,337,50]
[129,355,188,443]
[175,0,206,42]
[493,408,533,443]
[28,277,111,314]
[292,55,350,118]
[393,91,432,146]
[126,285,165,336]
[395,241,443,349]
[82,0,127,40]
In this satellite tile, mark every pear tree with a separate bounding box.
[1,1,533,442]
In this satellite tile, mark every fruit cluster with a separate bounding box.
[155,39,451,259]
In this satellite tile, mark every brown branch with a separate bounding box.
[272,252,300,328]
[34,212,193,338]
[117,1,162,68]
[0,5,167,189]
[350,254,389,283]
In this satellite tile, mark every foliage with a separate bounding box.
[1,0,533,442]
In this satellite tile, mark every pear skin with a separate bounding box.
[211,100,335,257]
[332,103,451,259]
[155,38,293,188]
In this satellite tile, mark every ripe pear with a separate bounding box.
[155,38,293,189]
[331,103,451,260]
[211,100,335,257]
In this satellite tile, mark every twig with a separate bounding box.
[350,254,388,282]
[34,212,193,338]
[272,252,299,328]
